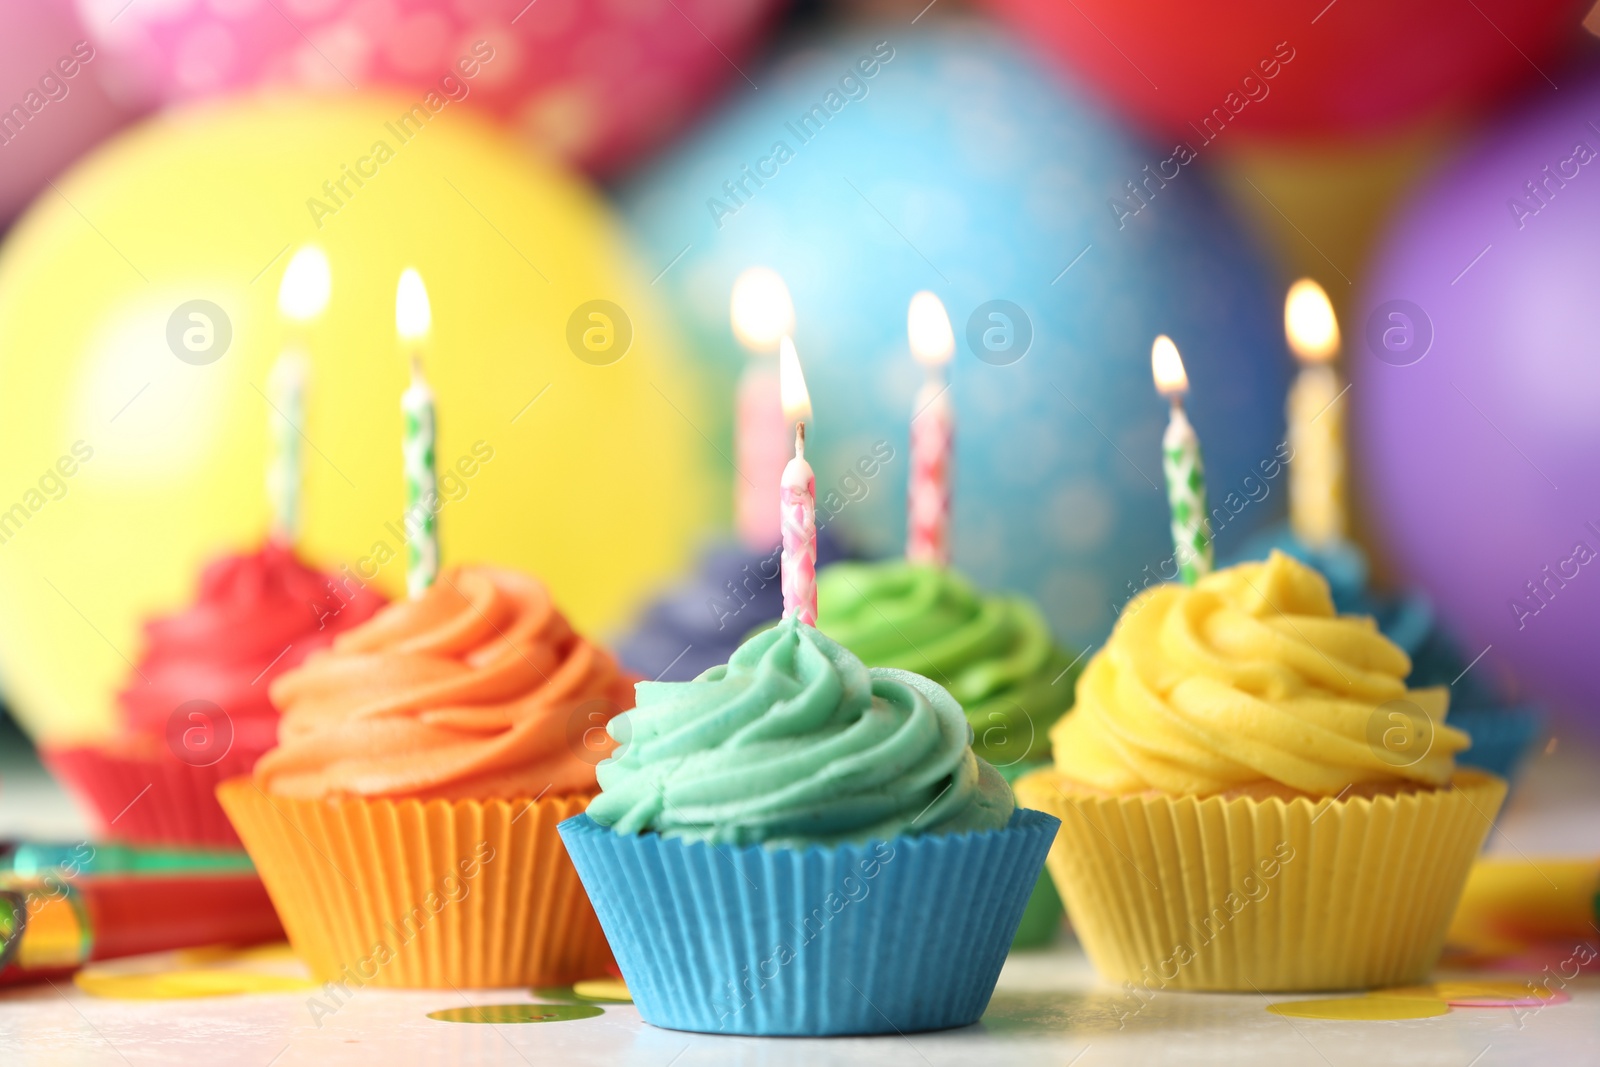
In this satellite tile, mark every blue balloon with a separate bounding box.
[622,20,1292,647]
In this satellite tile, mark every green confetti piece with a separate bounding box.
[427,1004,604,1024]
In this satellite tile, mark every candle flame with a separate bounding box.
[1151,335,1189,397]
[778,335,812,422]
[730,266,795,352]
[1285,278,1339,364]
[278,246,331,321]
[907,290,954,367]
[395,268,431,341]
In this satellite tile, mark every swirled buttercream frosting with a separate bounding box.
[1051,551,1468,797]
[587,615,1015,846]
[1230,522,1501,703]
[816,562,1079,766]
[255,566,635,800]
[119,540,385,753]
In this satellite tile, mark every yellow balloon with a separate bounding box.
[0,94,716,744]
[1210,117,1466,323]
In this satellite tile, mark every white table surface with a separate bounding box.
[2,944,1594,1067]
[2,729,1597,1066]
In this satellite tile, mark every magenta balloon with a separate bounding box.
[1358,77,1600,726]
[0,1,136,223]
[72,0,780,177]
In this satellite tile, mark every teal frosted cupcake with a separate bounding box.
[558,616,1058,1035]
[816,561,1080,768]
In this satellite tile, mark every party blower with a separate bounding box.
[0,868,283,985]
[1448,858,1600,950]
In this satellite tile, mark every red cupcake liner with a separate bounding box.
[43,742,271,847]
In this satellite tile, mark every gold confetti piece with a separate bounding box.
[1268,996,1450,1021]
[1384,981,1560,1002]
[173,942,299,967]
[75,969,317,1000]
[572,977,631,1002]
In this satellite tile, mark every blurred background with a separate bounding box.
[2,0,1599,835]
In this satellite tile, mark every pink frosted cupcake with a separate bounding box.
[45,540,384,844]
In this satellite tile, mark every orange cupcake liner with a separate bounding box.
[1015,769,1507,992]
[215,778,613,988]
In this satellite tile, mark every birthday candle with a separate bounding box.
[906,291,954,566]
[396,268,438,598]
[1151,335,1212,584]
[778,336,816,624]
[270,246,329,544]
[265,353,307,543]
[729,267,795,549]
[1284,278,1347,547]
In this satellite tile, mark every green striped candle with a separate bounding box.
[1152,335,1212,584]
[272,246,329,545]
[266,352,307,543]
[397,269,438,598]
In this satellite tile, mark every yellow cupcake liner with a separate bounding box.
[1014,769,1506,992]
[216,778,613,989]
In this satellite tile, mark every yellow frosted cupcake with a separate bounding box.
[1016,550,1504,992]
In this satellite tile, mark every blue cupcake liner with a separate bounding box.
[1006,866,1064,949]
[1450,705,1544,782]
[558,808,1059,1036]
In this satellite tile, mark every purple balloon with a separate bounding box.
[1358,76,1600,729]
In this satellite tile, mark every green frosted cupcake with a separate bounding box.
[816,561,1080,768]
[997,759,1065,948]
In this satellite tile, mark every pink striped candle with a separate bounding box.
[734,363,785,548]
[778,336,816,624]
[906,291,955,565]
[908,381,952,565]
[730,267,796,550]
[780,423,817,624]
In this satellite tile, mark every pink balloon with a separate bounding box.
[0,1,139,223]
[75,0,781,176]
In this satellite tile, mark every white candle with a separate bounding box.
[906,290,954,566]
[730,267,795,549]
[1284,278,1346,548]
[1152,335,1212,584]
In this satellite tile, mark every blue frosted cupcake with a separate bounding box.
[558,616,1058,1036]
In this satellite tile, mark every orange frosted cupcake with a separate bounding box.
[1016,551,1505,992]
[217,565,633,988]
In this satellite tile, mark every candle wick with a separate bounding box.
[410,353,423,380]
[794,420,806,458]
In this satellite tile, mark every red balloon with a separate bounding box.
[978,0,1588,141]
